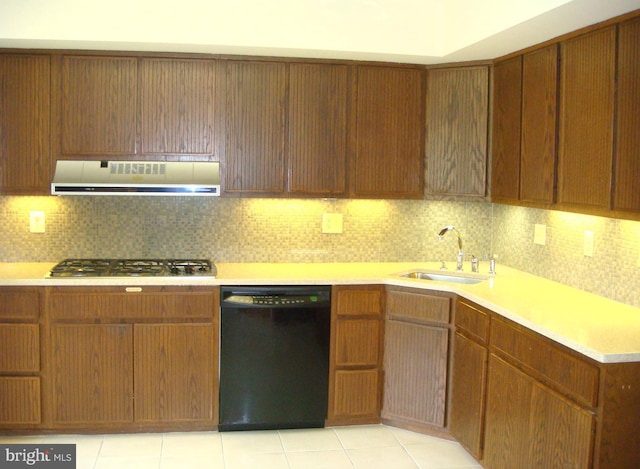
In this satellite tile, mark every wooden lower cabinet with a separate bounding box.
[484,355,594,469]
[46,286,218,432]
[327,285,384,425]
[382,287,453,433]
[0,287,43,428]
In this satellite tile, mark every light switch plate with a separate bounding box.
[322,213,343,234]
[534,224,546,245]
[30,211,45,233]
[584,231,594,257]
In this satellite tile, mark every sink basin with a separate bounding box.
[399,270,489,285]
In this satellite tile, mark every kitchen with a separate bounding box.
[2,1,640,468]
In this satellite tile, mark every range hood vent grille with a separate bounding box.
[51,160,220,196]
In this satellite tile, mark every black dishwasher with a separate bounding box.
[219,285,331,431]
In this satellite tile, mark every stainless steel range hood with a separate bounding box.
[51,160,220,196]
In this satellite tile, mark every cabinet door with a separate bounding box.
[59,56,137,157]
[484,355,594,469]
[288,63,350,196]
[613,17,640,212]
[383,320,449,427]
[491,56,522,202]
[0,54,51,195]
[558,27,616,209]
[223,61,287,194]
[354,66,424,198]
[425,66,489,198]
[449,332,487,460]
[140,58,216,158]
[0,377,41,425]
[134,324,215,423]
[51,324,133,424]
[520,45,558,204]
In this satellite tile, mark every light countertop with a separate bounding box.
[2,261,639,364]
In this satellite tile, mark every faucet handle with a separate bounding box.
[471,255,479,273]
[440,260,447,270]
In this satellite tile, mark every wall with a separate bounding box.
[1,196,639,308]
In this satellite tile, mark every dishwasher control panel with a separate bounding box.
[224,294,319,306]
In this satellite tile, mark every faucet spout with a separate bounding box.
[437,226,464,271]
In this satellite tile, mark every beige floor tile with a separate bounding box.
[223,451,289,469]
[99,433,163,458]
[287,449,354,469]
[43,434,104,469]
[162,431,223,458]
[221,430,284,454]
[347,446,418,469]
[403,438,481,468]
[161,454,224,469]
[278,428,343,452]
[94,455,160,469]
[333,425,400,450]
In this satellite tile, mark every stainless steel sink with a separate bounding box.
[399,270,489,285]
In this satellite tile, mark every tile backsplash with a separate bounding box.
[1,196,639,308]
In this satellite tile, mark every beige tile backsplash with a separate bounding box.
[1,196,638,308]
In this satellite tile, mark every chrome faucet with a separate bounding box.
[438,226,464,271]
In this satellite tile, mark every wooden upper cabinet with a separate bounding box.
[223,61,287,194]
[0,54,51,195]
[59,55,138,156]
[140,58,216,158]
[520,45,558,204]
[288,63,351,196]
[558,26,616,209]
[426,66,489,198]
[614,17,640,213]
[354,66,424,199]
[491,56,522,202]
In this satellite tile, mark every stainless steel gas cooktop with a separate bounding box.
[48,259,216,278]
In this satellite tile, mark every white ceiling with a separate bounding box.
[1,0,639,64]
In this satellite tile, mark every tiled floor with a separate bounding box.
[0,424,482,469]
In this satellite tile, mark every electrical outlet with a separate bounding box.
[30,211,45,233]
[322,213,343,234]
[583,231,594,257]
[534,224,546,245]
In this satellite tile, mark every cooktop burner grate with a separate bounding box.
[49,259,215,277]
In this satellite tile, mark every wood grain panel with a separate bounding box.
[331,369,380,418]
[0,287,41,321]
[335,319,380,366]
[48,286,215,321]
[455,298,489,343]
[491,56,522,201]
[354,66,424,198]
[134,324,214,422]
[386,288,450,324]
[0,377,40,425]
[224,61,287,193]
[558,27,616,208]
[520,45,558,203]
[491,317,599,407]
[425,66,489,197]
[332,285,384,317]
[613,17,640,212]
[140,58,216,156]
[0,324,39,372]
[449,332,487,460]
[383,321,449,427]
[288,63,349,195]
[51,324,133,424]
[61,56,137,155]
[0,54,51,194]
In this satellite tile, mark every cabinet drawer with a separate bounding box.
[455,299,490,343]
[387,288,450,324]
[333,286,384,317]
[491,317,599,407]
[48,286,215,321]
[0,377,41,425]
[0,288,41,321]
[332,369,380,418]
[335,319,381,367]
[0,324,39,372]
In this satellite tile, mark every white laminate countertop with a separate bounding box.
[2,261,640,364]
